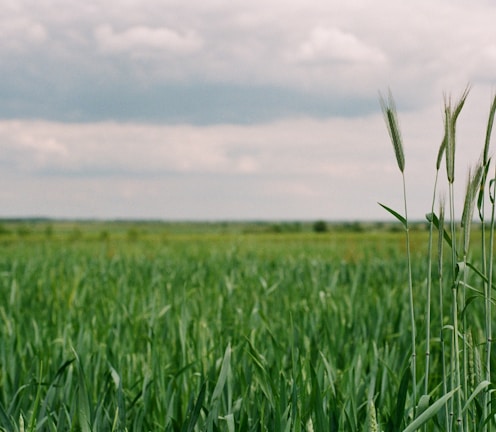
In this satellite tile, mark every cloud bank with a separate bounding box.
[1,0,495,219]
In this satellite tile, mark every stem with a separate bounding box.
[438,203,450,431]
[449,182,463,431]
[462,253,469,432]
[424,171,439,397]
[403,172,417,413]
[483,92,496,432]
[481,193,489,432]
[486,176,496,430]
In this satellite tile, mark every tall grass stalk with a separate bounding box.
[380,91,416,414]
[460,164,484,431]
[480,93,496,431]
[444,87,469,430]
[487,163,496,430]
[376,85,496,430]
[438,201,451,431]
[419,136,448,432]
[378,88,496,430]
[424,138,446,403]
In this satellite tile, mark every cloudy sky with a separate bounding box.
[1,0,496,220]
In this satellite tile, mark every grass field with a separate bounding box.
[0,221,489,431]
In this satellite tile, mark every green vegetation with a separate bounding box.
[0,223,442,431]
[380,87,496,431]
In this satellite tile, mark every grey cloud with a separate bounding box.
[2,0,495,124]
[0,79,378,124]
[0,92,490,221]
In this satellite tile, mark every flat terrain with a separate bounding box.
[0,220,488,430]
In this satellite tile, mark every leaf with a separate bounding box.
[425,212,452,249]
[211,344,231,402]
[490,178,496,204]
[224,413,235,432]
[461,295,483,319]
[378,203,407,229]
[310,363,325,431]
[0,402,14,431]
[465,262,496,291]
[402,388,458,432]
[417,394,430,417]
[436,136,447,171]
[462,380,492,414]
[109,365,126,431]
[483,94,496,164]
[477,159,492,220]
[185,382,206,432]
[393,367,410,430]
[76,359,92,432]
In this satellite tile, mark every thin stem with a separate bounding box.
[462,253,469,432]
[481,188,489,431]
[403,172,417,414]
[486,173,496,430]
[438,202,450,431]
[449,182,463,431]
[460,163,484,430]
[424,170,439,398]
[482,93,496,432]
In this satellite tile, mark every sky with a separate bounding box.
[1,0,496,221]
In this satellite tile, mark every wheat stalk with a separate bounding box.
[380,90,405,173]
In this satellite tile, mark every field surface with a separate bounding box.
[0,221,490,431]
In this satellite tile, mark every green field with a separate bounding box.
[0,220,491,431]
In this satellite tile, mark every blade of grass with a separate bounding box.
[378,203,407,229]
[402,388,459,432]
[184,382,206,432]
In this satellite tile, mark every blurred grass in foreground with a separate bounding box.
[0,222,488,430]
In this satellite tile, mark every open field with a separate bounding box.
[0,220,492,431]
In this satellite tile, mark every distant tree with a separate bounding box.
[348,221,365,232]
[313,220,328,233]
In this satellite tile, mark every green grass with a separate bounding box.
[0,228,450,431]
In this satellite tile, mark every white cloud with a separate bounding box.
[0,17,47,52]
[294,26,387,64]
[95,24,203,55]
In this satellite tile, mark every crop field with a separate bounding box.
[0,221,491,431]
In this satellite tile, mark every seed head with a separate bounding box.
[380,91,405,173]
